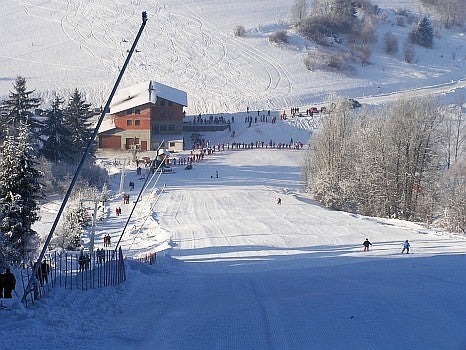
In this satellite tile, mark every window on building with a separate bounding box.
[169,142,176,147]
[168,124,175,131]
[126,108,133,115]
[134,108,141,114]
[126,119,132,126]
[135,120,140,126]
[160,100,165,106]
[168,101,173,106]
[160,124,167,131]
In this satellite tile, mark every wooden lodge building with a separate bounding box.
[98,81,187,152]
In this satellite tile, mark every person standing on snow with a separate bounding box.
[3,268,16,298]
[0,267,4,298]
[363,238,372,251]
[402,240,410,254]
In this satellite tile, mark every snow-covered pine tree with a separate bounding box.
[0,122,43,266]
[411,17,434,48]
[63,89,95,163]
[0,76,42,143]
[41,95,75,164]
[57,208,84,250]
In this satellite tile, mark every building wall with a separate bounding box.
[113,103,152,130]
[119,129,151,150]
[150,98,184,148]
[151,140,184,153]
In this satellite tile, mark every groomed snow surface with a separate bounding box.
[2,117,466,350]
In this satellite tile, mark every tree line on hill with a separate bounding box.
[287,0,459,72]
[303,96,465,233]
[0,76,108,267]
[235,0,454,73]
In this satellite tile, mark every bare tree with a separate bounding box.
[441,105,465,169]
[439,170,466,233]
[304,97,446,223]
[403,38,415,63]
[269,31,289,44]
[383,32,399,54]
[419,0,465,28]
[361,15,377,44]
[305,95,354,209]
[290,0,308,27]
[234,25,246,37]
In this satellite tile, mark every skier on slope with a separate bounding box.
[363,238,372,252]
[402,240,410,254]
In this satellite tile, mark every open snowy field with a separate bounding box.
[1,0,465,113]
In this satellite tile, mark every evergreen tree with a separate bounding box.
[0,121,43,266]
[63,89,94,162]
[57,208,84,250]
[0,76,42,142]
[411,17,434,48]
[41,95,75,164]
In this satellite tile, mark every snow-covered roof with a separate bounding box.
[97,116,117,133]
[160,134,184,142]
[110,81,187,114]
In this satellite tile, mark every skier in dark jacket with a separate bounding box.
[3,268,16,298]
[40,260,50,285]
[363,238,372,252]
[402,240,410,254]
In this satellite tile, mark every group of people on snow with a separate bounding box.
[78,251,91,271]
[103,234,111,247]
[96,248,106,264]
[363,238,410,254]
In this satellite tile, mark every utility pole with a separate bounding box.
[80,199,100,267]
[114,157,128,195]
[120,161,126,195]
[22,11,148,303]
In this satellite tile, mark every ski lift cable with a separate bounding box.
[127,184,166,251]
[121,153,165,242]
[113,141,168,254]
[123,166,164,243]
[127,146,166,218]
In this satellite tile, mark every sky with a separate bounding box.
[1,0,466,349]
